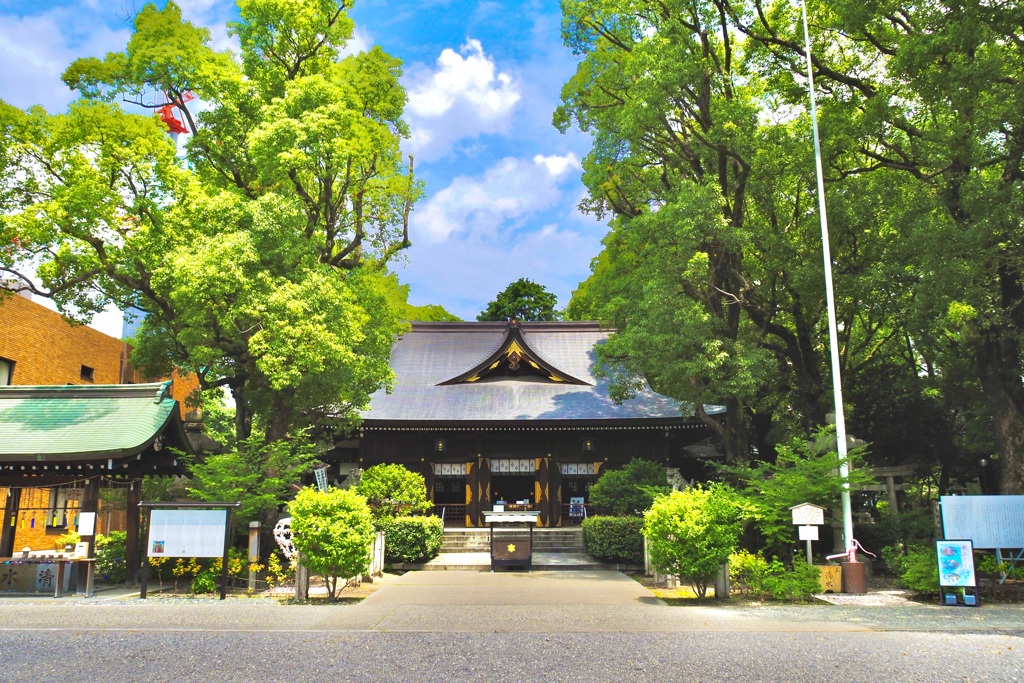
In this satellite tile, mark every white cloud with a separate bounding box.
[0,10,130,112]
[417,154,580,242]
[533,153,580,177]
[404,39,520,161]
[341,26,373,57]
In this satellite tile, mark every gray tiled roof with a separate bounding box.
[361,322,724,424]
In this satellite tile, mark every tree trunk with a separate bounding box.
[231,384,252,442]
[976,330,1024,494]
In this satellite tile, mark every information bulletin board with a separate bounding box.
[147,509,228,558]
[940,495,1024,548]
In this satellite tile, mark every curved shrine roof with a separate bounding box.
[361,321,724,425]
[0,381,190,461]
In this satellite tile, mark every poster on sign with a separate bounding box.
[147,509,228,558]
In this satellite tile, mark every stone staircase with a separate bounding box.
[440,527,586,553]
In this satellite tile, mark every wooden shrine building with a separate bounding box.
[341,321,723,527]
[0,382,192,583]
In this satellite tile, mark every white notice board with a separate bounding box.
[148,509,228,558]
[940,495,1024,549]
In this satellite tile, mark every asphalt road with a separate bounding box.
[1,571,1021,683]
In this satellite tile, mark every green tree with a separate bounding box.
[288,486,374,601]
[588,459,670,516]
[644,485,743,599]
[555,0,981,481]
[730,0,1024,493]
[380,272,461,322]
[718,431,874,559]
[477,278,560,322]
[0,1,420,446]
[355,463,431,521]
[186,433,320,530]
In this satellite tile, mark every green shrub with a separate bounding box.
[95,531,128,584]
[729,549,770,596]
[762,561,821,601]
[190,571,218,594]
[380,516,443,563]
[644,485,742,598]
[729,550,821,601]
[882,545,939,595]
[589,459,670,516]
[289,487,375,601]
[582,516,644,563]
[356,463,432,521]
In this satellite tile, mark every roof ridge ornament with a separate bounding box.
[155,379,173,403]
[438,323,590,386]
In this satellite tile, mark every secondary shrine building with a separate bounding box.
[335,321,724,527]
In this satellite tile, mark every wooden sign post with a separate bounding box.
[790,503,826,565]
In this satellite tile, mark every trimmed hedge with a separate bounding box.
[381,516,444,563]
[582,516,644,564]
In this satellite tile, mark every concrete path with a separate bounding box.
[2,569,1023,636]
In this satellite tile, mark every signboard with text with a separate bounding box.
[940,495,1024,548]
[147,509,228,558]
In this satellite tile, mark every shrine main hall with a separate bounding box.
[335,321,723,527]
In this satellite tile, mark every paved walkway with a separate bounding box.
[2,570,1022,635]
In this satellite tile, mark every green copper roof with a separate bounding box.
[0,382,180,461]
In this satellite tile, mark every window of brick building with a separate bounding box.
[80,365,95,382]
[0,357,12,385]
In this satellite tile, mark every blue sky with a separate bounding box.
[0,0,604,333]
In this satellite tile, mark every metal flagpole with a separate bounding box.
[800,1,855,553]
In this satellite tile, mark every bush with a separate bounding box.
[164,551,246,594]
[356,463,432,521]
[762,561,821,601]
[55,530,81,550]
[95,531,128,584]
[289,487,375,601]
[729,550,821,601]
[589,459,670,516]
[582,516,644,563]
[882,545,939,595]
[380,516,443,563]
[644,485,742,598]
[729,549,771,597]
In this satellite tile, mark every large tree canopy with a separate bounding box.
[0,1,422,444]
[478,277,560,322]
[558,0,1021,492]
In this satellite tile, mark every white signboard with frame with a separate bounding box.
[940,495,1024,548]
[790,503,825,527]
[147,509,228,558]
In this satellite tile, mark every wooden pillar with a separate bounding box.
[467,456,491,527]
[125,479,141,584]
[535,458,550,527]
[78,477,101,588]
[0,488,21,557]
[550,461,562,527]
